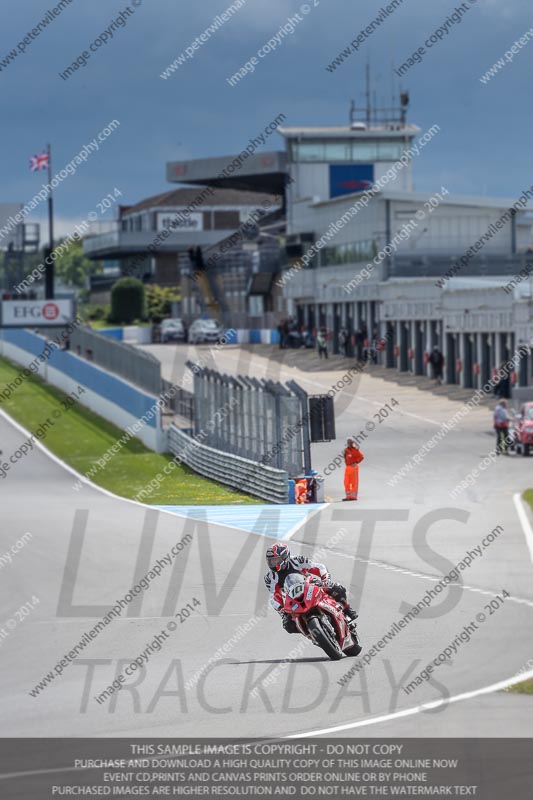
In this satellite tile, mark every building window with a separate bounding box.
[290,141,325,162]
[249,296,264,315]
[214,210,240,229]
[377,141,404,160]
[289,138,406,163]
[320,239,378,267]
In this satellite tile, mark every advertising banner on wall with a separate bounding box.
[156,211,203,232]
[329,164,375,198]
[1,299,73,326]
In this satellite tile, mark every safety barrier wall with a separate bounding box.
[0,328,166,452]
[168,424,289,504]
[92,326,277,345]
[98,326,153,344]
[69,325,161,394]
[232,329,278,344]
[99,327,124,340]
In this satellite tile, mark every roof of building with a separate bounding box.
[124,187,279,215]
[382,190,533,211]
[166,151,287,195]
[311,188,533,214]
[278,124,421,139]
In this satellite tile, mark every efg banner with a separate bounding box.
[1,299,74,326]
[329,164,375,198]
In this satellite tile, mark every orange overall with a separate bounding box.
[344,445,364,500]
[295,478,308,504]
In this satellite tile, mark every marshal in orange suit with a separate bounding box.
[343,438,364,501]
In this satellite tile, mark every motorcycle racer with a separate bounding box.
[264,543,358,634]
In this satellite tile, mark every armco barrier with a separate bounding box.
[168,424,289,504]
[0,328,166,452]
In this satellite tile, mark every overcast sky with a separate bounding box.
[2,0,531,241]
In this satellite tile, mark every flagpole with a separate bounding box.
[45,143,54,299]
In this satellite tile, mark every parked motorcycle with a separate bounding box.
[282,573,362,660]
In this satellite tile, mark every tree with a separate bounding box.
[145,284,181,323]
[54,239,101,288]
[109,277,146,324]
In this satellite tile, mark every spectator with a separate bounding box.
[428,346,444,385]
[281,318,291,349]
[277,319,286,349]
[355,328,364,361]
[493,400,511,455]
[317,327,328,359]
[494,364,511,399]
[338,328,348,357]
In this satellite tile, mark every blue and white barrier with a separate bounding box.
[0,328,165,452]
[232,329,278,344]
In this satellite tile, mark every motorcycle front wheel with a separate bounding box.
[344,626,363,657]
[307,615,343,660]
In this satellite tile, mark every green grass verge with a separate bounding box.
[523,489,533,513]
[506,678,533,695]
[89,321,152,329]
[0,357,261,505]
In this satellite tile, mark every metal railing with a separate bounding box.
[187,362,310,476]
[388,253,533,279]
[69,325,162,395]
[161,378,194,422]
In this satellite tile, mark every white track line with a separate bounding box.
[513,492,533,566]
[287,668,533,737]
[0,410,300,540]
[324,548,533,608]
[0,766,80,782]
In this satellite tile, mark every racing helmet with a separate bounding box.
[266,543,290,572]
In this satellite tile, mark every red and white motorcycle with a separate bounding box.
[282,573,362,660]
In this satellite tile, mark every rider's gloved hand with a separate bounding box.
[322,578,334,589]
[309,575,323,586]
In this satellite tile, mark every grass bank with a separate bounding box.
[0,356,260,505]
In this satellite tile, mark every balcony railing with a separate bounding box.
[389,253,533,278]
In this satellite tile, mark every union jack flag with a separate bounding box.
[29,151,49,172]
